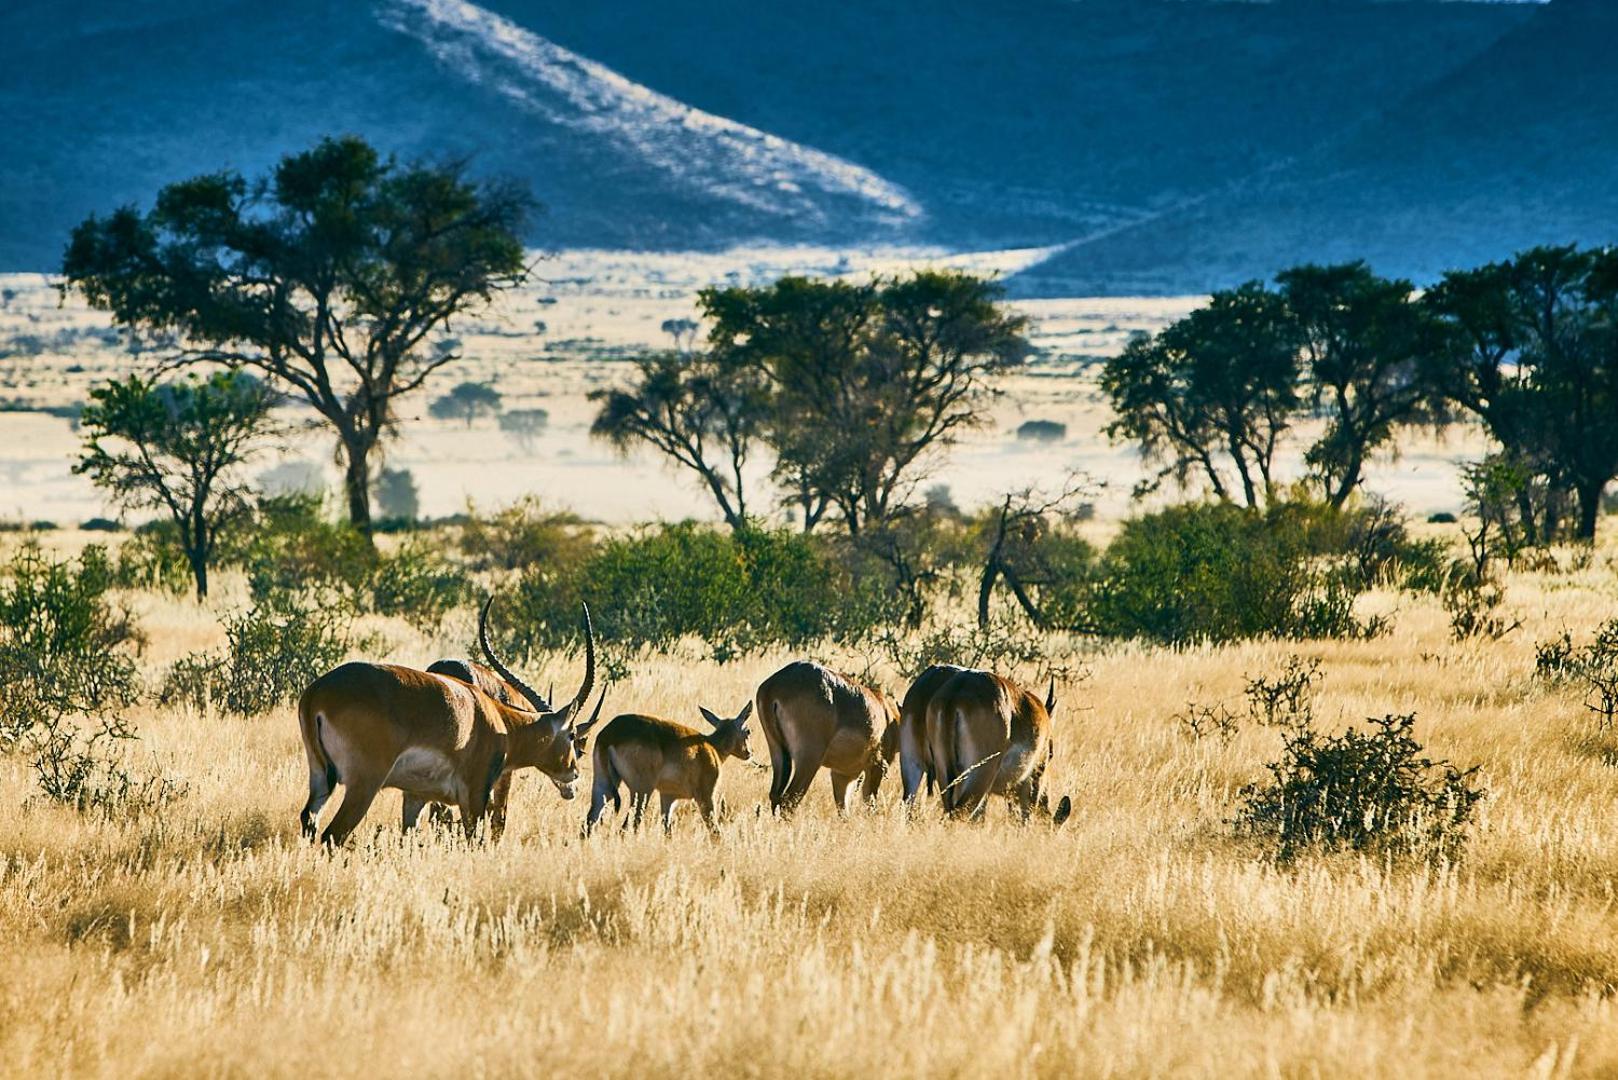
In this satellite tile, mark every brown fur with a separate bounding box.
[924,670,1070,823]
[297,663,581,845]
[422,658,538,839]
[584,705,753,834]
[894,663,973,803]
[755,660,896,814]
[296,597,599,845]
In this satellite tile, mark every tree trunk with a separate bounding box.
[1329,454,1364,509]
[1575,479,1604,541]
[977,560,998,629]
[188,549,209,601]
[342,438,375,541]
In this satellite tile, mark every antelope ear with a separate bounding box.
[699,706,723,729]
[1045,677,1057,715]
[736,701,754,723]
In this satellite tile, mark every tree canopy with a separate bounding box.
[61,135,532,539]
[76,370,277,599]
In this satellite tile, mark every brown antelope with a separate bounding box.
[924,669,1071,824]
[755,660,895,814]
[894,663,973,802]
[296,597,600,844]
[584,703,754,834]
[420,657,541,839]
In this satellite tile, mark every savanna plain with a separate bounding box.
[2,533,1617,1078]
[0,249,1612,1078]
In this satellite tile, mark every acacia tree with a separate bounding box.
[76,371,276,599]
[706,271,1028,537]
[61,135,532,540]
[429,381,503,428]
[1102,283,1300,507]
[1427,246,1618,540]
[589,350,768,532]
[1278,262,1438,508]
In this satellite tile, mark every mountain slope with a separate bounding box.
[0,0,922,268]
[0,0,1566,284]
[1013,0,1618,295]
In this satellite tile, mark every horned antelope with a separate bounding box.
[421,657,541,839]
[924,670,1072,824]
[296,597,600,845]
[894,663,973,802]
[584,703,754,834]
[755,661,896,814]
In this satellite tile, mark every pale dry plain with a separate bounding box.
[1,248,1612,1077]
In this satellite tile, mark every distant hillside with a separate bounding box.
[4,0,1598,295]
[1013,0,1618,295]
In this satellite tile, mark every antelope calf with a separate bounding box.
[584,703,754,833]
[924,669,1071,824]
[296,597,600,844]
[755,660,895,814]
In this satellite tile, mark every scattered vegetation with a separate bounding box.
[1535,619,1618,730]
[161,590,361,717]
[1237,713,1485,862]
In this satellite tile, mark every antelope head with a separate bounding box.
[479,594,602,800]
[697,701,754,762]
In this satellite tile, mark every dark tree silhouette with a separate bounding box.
[705,271,1029,536]
[1278,262,1438,508]
[1427,245,1618,540]
[429,381,503,428]
[590,350,768,532]
[1102,283,1300,507]
[61,135,531,540]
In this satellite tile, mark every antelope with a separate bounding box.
[420,657,540,839]
[755,660,896,814]
[924,669,1072,824]
[296,596,600,845]
[584,703,754,834]
[894,663,973,802]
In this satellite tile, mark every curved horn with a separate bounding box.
[557,602,596,724]
[478,593,552,714]
[1045,676,1057,714]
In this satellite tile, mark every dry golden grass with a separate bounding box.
[4,537,1618,1077]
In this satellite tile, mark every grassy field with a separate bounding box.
[3,531,1617,1077]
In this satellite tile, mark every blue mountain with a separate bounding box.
[4,0,1603,294]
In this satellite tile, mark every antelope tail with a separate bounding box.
[298,696,338,790]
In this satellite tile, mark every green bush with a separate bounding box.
[162,590,358,717]
[0,543,142,747]
[369,540,469,633]
[0,544,173,814]
[458,496,593,572]
[112,521,194,596]
[1236,713,1485,861]
[502,522,888,664]
[224,493,375,602]
[1534,619,1618,729]
[1084,502,1380,644]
